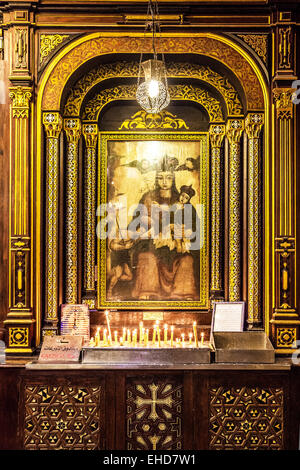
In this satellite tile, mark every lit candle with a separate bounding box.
[127,329,131,344]
[164,324,168,344]
[133,329,137,347]
[152,325,157,345]
[171,326,174,347]
[145,329,149,347]
[142,328,145,345]
[176,338,180,348]
[103,328,107,345]
[139,322,144,344]
[201,332,204,346]
[158,328,161,348]
[114,331,118,345]
[119,336,124,346]
[193,322,198,348]
[123,327,126,341]
[181,333,185,348]
[189,333,193,345]
[105,310,112,344]
[95,327,100,347]
[89,337,95,347]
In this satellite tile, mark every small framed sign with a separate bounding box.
[211,301,246,333]
[38,335,83,363]
[60,304,90,344]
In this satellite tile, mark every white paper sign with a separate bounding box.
[212,302,245,332]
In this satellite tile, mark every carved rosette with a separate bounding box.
[64,118,81,304]
[209,124,225,296]
[82,123,98,297]
[43,113,63,324]
[226,119,244,301]
[245,113,264,326]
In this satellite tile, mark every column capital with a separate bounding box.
[9,86,32,118]
[209,124,225,148]
[245,113,264,139]
[43,112,62,139]
[64,118,82,143]
[273,88,294,119]
[225,119,244,144]
[82,123,98,148]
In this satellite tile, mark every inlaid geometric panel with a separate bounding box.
[126,377,183,450]
[209,387,284,450]
[24,385,101,450]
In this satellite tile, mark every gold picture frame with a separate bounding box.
[97,132,209,310]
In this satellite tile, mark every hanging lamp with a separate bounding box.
[136,0,170,114]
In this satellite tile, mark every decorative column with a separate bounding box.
[64,118,81,304]
[4,86,34,353]
[209,124,225,300]
[245,113,264,328]
[42,112,63,336]
[225,119,244,301]
[82,123,98,308]
[271,88,298,351]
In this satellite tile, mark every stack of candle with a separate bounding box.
[89,312,206,349]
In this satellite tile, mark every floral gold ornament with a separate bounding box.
[237,34,268,64]
[119,110,189,130]
[136,0,169,113]
[40,34,69,65]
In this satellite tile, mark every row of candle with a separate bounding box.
[89,316,205,348]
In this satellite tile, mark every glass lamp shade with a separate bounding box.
[136,59,170,113]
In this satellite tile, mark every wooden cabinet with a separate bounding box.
[0,363,298,450]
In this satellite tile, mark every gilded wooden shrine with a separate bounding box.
[0,0,298,358]
[0,0,300,453]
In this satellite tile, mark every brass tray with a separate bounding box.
[82,345,211,365]
[212,331,275,364]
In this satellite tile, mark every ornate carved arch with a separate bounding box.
[64,61,243,118]
[82,84,224,122]
[41,34,265,111]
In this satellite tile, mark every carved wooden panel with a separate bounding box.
[209,387,284,449]
[23,384,102,450]
[126,376,183,450]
